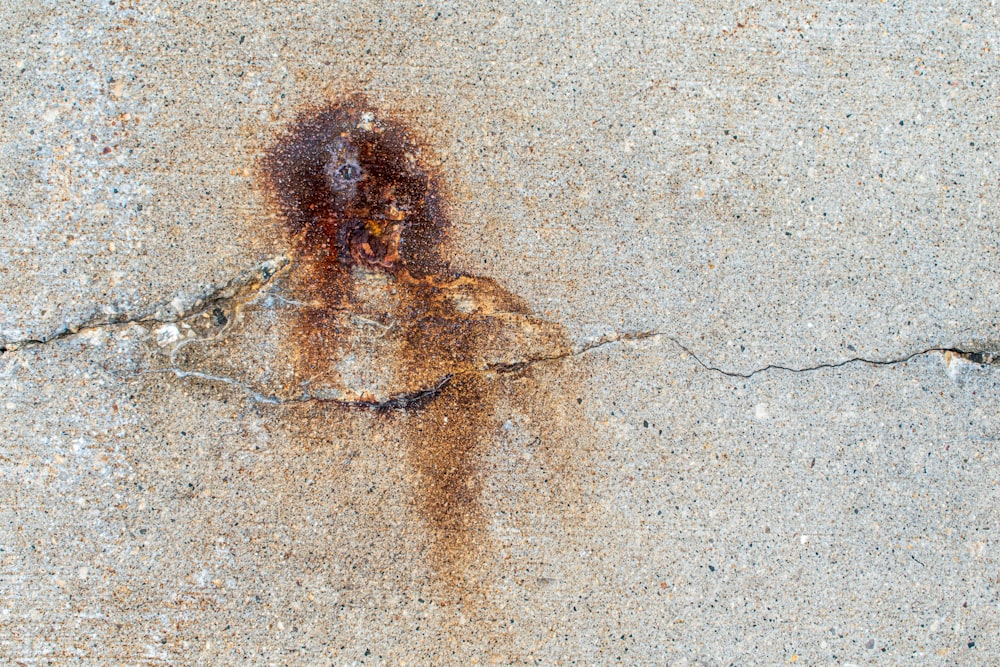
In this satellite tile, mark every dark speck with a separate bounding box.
[337,163,361,181]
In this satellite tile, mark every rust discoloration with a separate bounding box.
[263,96,447,281]
[257,95,570,590]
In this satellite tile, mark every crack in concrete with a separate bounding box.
[0,257,290,354]
[3,261,996,397]
[687,345,998,379]
[564,331,998,378]
[139,331,997,409]
[142,367,455,410]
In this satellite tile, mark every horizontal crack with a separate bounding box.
[5,271,996,401]
[0,257,289,354]
[355,375,454,411]
[559,331,998,379]
[680,343,993,379]
[142,367,454,410]
[143,332,997,410]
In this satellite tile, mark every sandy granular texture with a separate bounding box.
[1,1,997,664]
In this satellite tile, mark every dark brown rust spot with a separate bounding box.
[260,96,569,589]
[264,95,447,282]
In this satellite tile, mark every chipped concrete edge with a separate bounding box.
[0,256,290,353]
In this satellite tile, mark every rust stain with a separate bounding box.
[257,95,570,592]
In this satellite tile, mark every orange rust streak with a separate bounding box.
[404,376,495,577]
[261,96,511,585]
[257,96,577,616]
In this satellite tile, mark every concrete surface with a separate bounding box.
[1,0,998,664]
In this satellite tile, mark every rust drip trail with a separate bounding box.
[261,96,567,589]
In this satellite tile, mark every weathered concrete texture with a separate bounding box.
[1,335,998,663]
[2,1,997,368]
[1,0,998,664]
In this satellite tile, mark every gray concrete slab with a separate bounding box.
[1,0,998,664]
[2,333,998,663]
